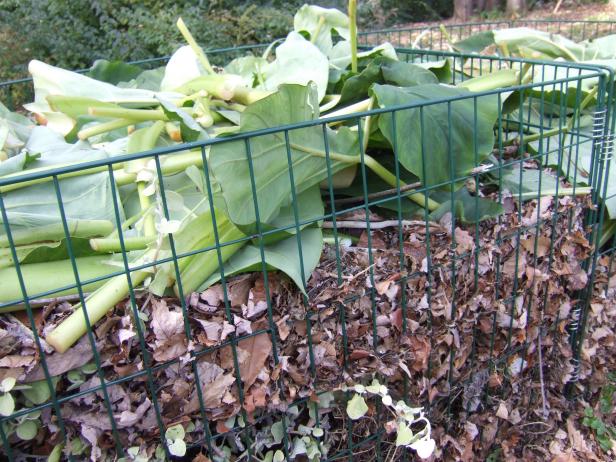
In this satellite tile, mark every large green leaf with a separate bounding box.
[209,84,359,226]
[260,186,324,244]
[201,227,323,294]
[339,57,438,104]
[371,83,499,191]
[87,60,144,85]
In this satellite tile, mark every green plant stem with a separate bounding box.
[362,96,375,154]
[322,98,372,124]
[567,85,599,132]
[195,96,214,127]
[311,16,326,44]
[174,222,246,296]
[105,208,151,239]
[88,107,167,122]
[45,255,152,353]
[175,75,236,100]
[231,87,272,106]
[115,151,204,186]
[89,235,155,253]
[289,142,440,211]
[137,182,156,236]
[514,126,565,146]
[176,17,215,74]
[439,24,454,51]
[0,220,113,247]
[348,0,358,73]
[0,149,203,195]
[362,156,440,211]
[78,118,133,140]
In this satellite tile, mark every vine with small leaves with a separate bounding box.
[343,379,436,459]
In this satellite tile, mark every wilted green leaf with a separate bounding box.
[346,394,369,420]
[16,420,39,440]
[165,424,185,441]
[168,438,186,457]
[271,420,285,444]
[22,378,56,405]
[395,422,414,446]
[0,392,14,416]
[0,377,16,393]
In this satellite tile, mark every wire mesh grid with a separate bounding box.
[358,19,616,50]
[0,48,612,460]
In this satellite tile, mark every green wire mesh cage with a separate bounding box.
[358,19,616,50]
[0,47,612,461]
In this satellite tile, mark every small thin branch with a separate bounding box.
[323,220,443,230]
[538,326,549,419]
[328,182,422,207]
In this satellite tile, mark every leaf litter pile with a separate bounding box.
[2,193,611,461]
[0,2,614,461]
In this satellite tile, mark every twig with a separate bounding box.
[537,325,549,419]
[323,220,443,230]
[328,182,422,207]
[3,294,86,310]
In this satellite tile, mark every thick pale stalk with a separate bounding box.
[174,223,246,296]
[0,220,113,247]
[176,17,215,74]
[348,0,358,73]
[89,236,155,253]
[456,69,521,92]
[78,118,133,140]
[0,256,118,311]
[89,107,167,122]
[0,150,204,194]
[45,253,153,353]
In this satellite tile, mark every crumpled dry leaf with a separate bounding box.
[238,328,272,392]
[25,336,94,382]
[150,299,187,361]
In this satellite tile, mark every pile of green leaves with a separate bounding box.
[452,27,616,240]
[0,4,599,359]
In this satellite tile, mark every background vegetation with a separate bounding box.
[0,0,454,82]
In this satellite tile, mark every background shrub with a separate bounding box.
[0,0,454,83]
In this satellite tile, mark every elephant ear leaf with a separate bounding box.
[371,83,499,191]
[209,83,359,226]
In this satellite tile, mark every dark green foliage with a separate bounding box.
[0,0,292,79]
[582,373,616,454]
[0,0,456,86]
